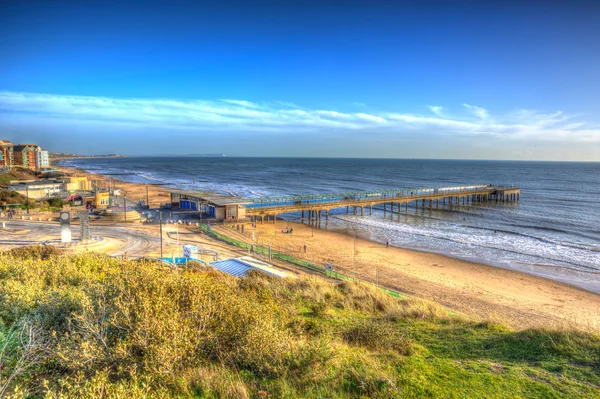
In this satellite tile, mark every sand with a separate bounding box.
[215,221,600,331]
[56,163,600,331]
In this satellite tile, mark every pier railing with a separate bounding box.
[245,184,519,209]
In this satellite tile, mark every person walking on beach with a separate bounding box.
[304,244,307,253]
[386,241,389,248]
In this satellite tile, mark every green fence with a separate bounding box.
[200,224,403,299]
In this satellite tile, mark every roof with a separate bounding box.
[210,258,253,277]
[14,144,39,151]
[162,188,249,206]
[211,256,285,278]
[10,179,65,187]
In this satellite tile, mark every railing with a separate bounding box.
[200,224,403,299]
[245,184,519,209]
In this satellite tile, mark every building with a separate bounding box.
[14,144,39,169]
[165,189,248,221]
[0,140,14,167]
[95,190,111,209]
[34,148,50,170]
[8,179,66,200]
[65,176,91,192]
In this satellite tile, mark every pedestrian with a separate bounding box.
[386,241,389,248]
[304,244,307,253]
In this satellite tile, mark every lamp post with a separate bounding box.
[159,211,163,258]
[352,228,357,269]
[25,185,29,215]
[124,194,127,223]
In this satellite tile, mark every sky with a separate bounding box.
[0,0,599,160]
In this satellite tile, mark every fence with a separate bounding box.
[200,224,403,299]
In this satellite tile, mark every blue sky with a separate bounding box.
[0,0,599,160]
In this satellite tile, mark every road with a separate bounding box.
[0,220,164,257]
[0,219,251,261]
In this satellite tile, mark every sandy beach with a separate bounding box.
[214,220,600,330]
[56,163,600,331]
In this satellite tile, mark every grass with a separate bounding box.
[0,247,598,398]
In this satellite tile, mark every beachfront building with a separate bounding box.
[0,140,14,167]
[34,148,50,170]
[166,189,248,221]
[65,176,91,192]
[8,179,67,200]
[14,144,40,169]
[95,190,111,209]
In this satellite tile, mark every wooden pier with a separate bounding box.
[245,184,520,223]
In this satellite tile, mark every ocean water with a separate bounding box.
[59,157,600,292]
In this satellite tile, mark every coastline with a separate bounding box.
[56,163,600,330]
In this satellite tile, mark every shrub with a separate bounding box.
[4,245,64,260]
[342,319,413,356]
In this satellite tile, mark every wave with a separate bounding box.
[331,215,600,272]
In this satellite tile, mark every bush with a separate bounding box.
[0,252,598,398]
[4,245,65,260]
[47,197,66,208]
[342,319,413,356]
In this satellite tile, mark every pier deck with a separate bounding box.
[244,184,520,222]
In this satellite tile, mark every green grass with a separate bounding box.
[0,248,598,398]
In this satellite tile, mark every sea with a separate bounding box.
[58,157,600,293]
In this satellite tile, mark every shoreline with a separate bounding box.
[55,162,600,330]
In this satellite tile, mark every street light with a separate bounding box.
[25,185,30,215]
[159,211,163,258]
[352,228,357,268]
[124,194,127,223]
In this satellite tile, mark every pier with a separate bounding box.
[244,184,520,223]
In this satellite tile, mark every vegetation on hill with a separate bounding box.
[0,248,598,398]
[0,190,28,204]
[0,168,38,188]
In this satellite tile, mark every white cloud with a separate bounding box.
[463,103,489,119]
[0,91,597,143]
[428,105,444,117]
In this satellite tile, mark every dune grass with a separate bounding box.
[0,247,598,398]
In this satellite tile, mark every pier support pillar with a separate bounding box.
[326,210,329,220]
[302,210,304,219]
[361,207,364,216]
[370,205,373,215]
[353,207,357,215]
[346,206,349,214]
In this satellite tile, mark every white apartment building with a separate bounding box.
[35,148,50,169]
